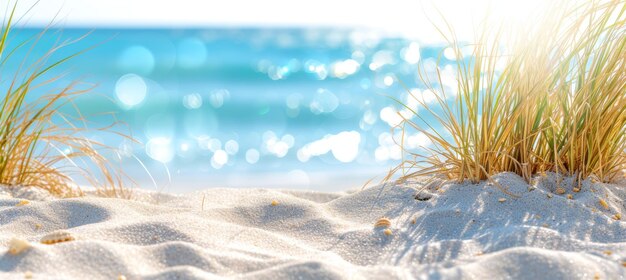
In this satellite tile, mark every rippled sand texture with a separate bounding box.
[1,173,625,279]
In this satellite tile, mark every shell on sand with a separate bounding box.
[40,230,76,245]
[555,187,566,195]
[383,228,392,236]
[498,198,507,203]
[16,200,30,206]
[599,199,609,210]
[374,217,391,228]
[8,238,31,255]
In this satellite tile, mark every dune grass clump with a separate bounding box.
[393,0,626,186]
[0,3,131,197]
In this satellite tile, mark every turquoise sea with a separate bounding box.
[6,28,455,191]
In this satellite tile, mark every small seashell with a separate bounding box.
[411,218,416,224]
[475,251,483,256]
[567,194,573,200]
[24,271,33,279]
[572,187,580,193]
[16,200,30,206]
[599,199,609,210]
[613,213,621,220]
[622,261,626,267]
[40,230,75,245]
[374,217,391,228]
[603,250,612,255]
[555,187,566,195]
[383,228,392,236]
[270,200,279,206]
[546,193,553,198]
[542,223,550,228]
[8,238,31,255]
[34,223,42,230]
[498,198,506,203]
[118,275,127,280]
[535,214,541,219]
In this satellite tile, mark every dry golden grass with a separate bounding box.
[0,2,133,198]
[392,0,626,186]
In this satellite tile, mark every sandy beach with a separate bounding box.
[0,0,624,279]
[0,172,624,279]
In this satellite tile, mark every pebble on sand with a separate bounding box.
[8,238,31,255]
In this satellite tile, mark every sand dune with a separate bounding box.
[0,172,624,279]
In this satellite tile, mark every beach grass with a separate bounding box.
[0,2,131,197]
[393,0,626,186]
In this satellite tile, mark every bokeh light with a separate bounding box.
[310,88,339,114]
[146,137,175,163]
[115,73,147,108]
[177,38,207,68]
[117,45,155,75]
[183,93,203,109]
[20,27,466,189]
[245,149,260,164]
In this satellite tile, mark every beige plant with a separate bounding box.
[393,0,626,186]
[0,2,133,197]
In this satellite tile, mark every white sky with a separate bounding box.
[11,0,548,43]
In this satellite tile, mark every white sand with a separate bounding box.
[0,172,624,279]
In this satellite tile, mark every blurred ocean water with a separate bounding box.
[5,28,458,191]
